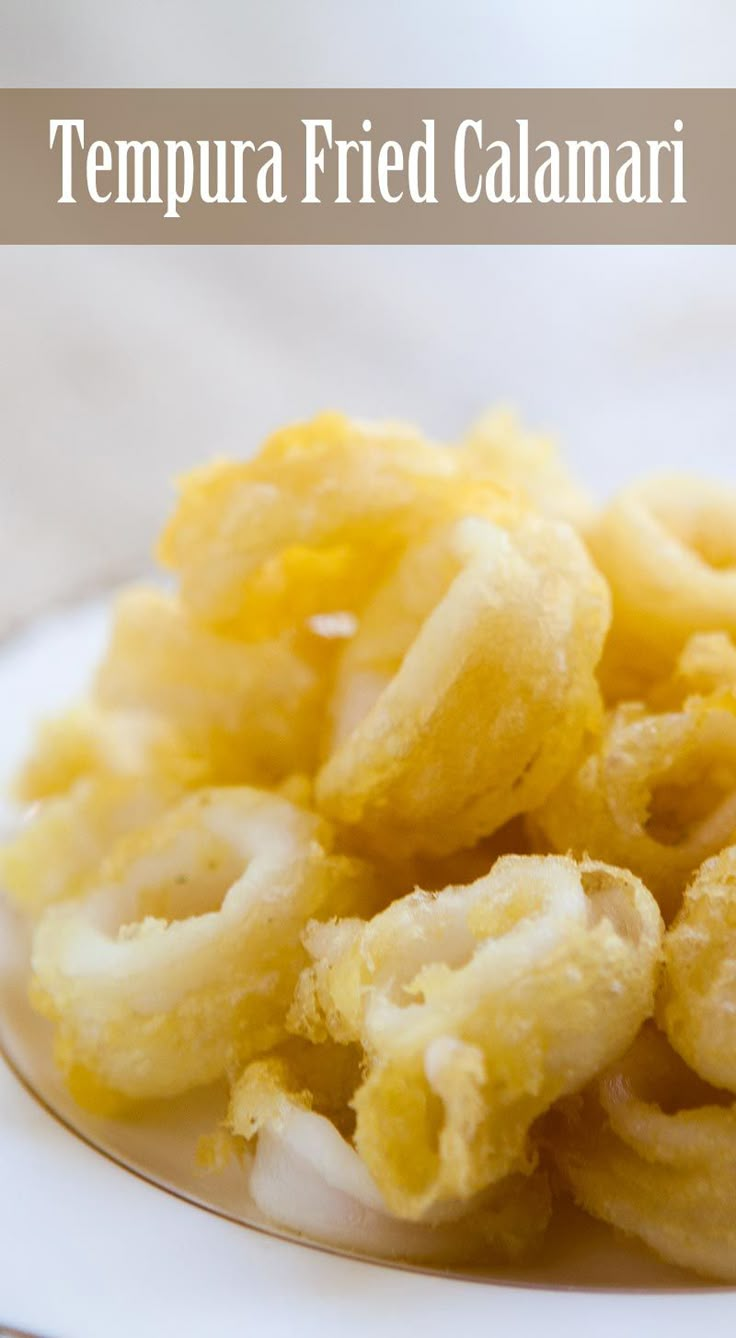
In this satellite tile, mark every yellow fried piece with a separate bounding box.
[227,1048,551,1263]
[95,586,328,785]
[533,693,736,921]
[289,854,662,1220]
[316,514,610,858]
[0,777,178,917]
[460,408,594,530]
[158,412,514,638]
[589,476,736,699]
[659,846,736,1092]
[30,788,378,1109]
[13,701,201,803]
[649,631,736,711]
[549,1024,736,1282]
[2,703,196,916]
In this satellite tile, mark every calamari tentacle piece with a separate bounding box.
[660,846,736,1092]
[227,1054,551,1263]
[30,788,377,1109]
[290,853,662,1219]
[533,693,736,921]
[588,475,736,699]
[316,514,610,858]
[549,1024,736,1282]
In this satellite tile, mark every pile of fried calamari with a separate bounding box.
[5,410,736,1279]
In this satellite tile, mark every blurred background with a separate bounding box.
[0,0,735,633]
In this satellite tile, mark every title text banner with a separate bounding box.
[0,89,733,243]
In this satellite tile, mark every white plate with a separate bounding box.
[1,596,735,1338]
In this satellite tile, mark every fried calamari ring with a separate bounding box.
[0,776,178,917]
[533,694,736,921]
[460,408,594,530]
[30,789,377,1111]
[549,1024,736,1282]
[12,701,202,803]
[159,412,517,639]
[95,587,327,785]
[227,1050,551,1263]
[589,476,736,699]
[316,514,610,858]
[290,854,662,1219]
[2,703,194,916]
[659,846,736,1092]
[3,587,332,916]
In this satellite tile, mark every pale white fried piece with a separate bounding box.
[30,788,377,1111]
[227,1051,551,1264]
[289,854,662,1220]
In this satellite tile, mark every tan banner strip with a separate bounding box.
[0,89,734,243]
